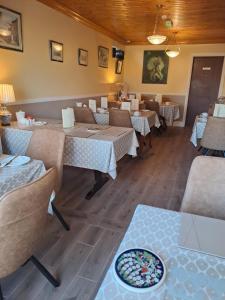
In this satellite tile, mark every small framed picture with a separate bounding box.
[0,5,23,52]
[78,48,88,66]
[49,40,63,62]
[115,59,123,74]
[98,46,109,68]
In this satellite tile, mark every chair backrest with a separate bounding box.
[200,116,225,151]
[26,129,65,192]
[181,156,225,220]
[109,109,132,128]
[74,107,96,124]
[0,168,56,278]
[145,100,160,115]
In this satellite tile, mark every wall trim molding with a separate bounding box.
[38,0,126,44]
[129,91,186,97]
[8,92,115,106]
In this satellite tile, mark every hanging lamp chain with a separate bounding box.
[153,4,163,35]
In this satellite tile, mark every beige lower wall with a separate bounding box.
[9,96,108,120]
[0,0,123,101]
[124,44,225,124]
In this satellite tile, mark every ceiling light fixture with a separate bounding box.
[165,32,180,58]
[147,4,167,45]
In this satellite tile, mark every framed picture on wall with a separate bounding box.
[115,59,123,74]
[142,50,169,84]
[98,46,109,68]
[49,40,63,62]
[78,48,88,66]
[0,6,23,52]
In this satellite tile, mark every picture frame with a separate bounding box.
[142,50,169,84]
[49,40,63,62]
[0,5,23,52]
[115,59,123,74]
[78,48,88,66]
[98,46,109,68]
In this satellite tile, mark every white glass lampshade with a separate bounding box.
[0,84,15,104]
[165,48,180,58]
[147,35,167,45]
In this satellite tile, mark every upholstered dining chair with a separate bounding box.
[109,109,132,128]
[26,128,69,231]
[0,168,60,300]
[108,109,149,156]
[181,156,225,220]
[145,100,167,131]
[200,116,225,156]
[74,107,96,124]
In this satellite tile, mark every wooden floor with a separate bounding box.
[2,127,198,300]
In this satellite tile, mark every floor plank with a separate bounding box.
[2,127,198,300]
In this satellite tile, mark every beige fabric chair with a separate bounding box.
[181,156,225,220]
[145,100,167,130]
[109,109,132,128]
[26,128,69,230]
[74,107,96,124]
[0,168,60,299]
[200,117,225,153]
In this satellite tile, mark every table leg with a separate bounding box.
[148,132,152,148]
[85,170,109,200]
[139,135,145,155]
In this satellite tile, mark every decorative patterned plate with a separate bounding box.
[113,248,166,293]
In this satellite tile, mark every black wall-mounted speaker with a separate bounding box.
[115,50,124,60]
[112,47,124,60]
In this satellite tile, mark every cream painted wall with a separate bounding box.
[0,0,123,101]
[124,44,225,96]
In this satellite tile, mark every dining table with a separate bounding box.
[159,102,180,126]
[94,110,161,137]
[0,154,46,198]
[1,121,139,199]
[95,204,225,300]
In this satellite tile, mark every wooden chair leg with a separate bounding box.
[30,256,60,287]
[0,282,3,300]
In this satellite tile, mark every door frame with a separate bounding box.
[183,53,225,127]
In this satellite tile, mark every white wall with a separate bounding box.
[0,0,123,101]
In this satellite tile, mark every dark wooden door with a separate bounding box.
[186,56,224,126]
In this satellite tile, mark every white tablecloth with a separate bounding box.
[0,157,45,198]
[160,103,180,126]
[1,122,139,179]
[95,205,225,300]
[190,116,207,147]
[94,111,160,136]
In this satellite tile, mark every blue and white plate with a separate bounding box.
[113,248,166,293]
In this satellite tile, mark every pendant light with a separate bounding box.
[147,5,167,45]
[165,32,180,58]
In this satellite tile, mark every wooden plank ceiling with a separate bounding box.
[38,0,225,45]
